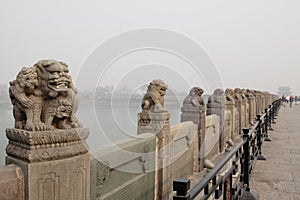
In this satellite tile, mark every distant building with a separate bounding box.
[277,86,292,96]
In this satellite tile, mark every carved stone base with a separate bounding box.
[5,128,90,200]
[6,154,90,200]
[137,110,171,199]
[0,164,24,200]
[180,105,206,171]
[137,111,170,135]
[6,128,89,162]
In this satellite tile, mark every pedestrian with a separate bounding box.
[286,95,290,104]
[282,95,286,107]
[290,95,294,107]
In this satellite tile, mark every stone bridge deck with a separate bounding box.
[250,103,300,200]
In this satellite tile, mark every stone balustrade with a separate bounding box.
[1,74,279,200]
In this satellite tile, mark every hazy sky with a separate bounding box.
[1,0,300,94]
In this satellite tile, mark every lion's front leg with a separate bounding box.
[24,108,35,131]
[13,105,25,129]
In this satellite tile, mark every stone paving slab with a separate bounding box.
[250,103,300,200]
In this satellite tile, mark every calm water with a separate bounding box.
[0,103,180,165]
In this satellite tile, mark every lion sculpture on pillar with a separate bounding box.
[141,79,168,112]
[9,60,81,131]
[183,87,204,107]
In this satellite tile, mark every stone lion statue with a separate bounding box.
[206,88,225,116]
[9,60,81,131]
[34,60,80,129]
[141,79,168,112]
[183,87,204,107]
[225,88,235,103]
[9,67,51,131]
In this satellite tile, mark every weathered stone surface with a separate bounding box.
[90,133,156,200]
[138,79,171,199]
[0,164,24,200]
[8,60,81,131]
[223,110,232,150]
[233,88,244,134]
[141,79,168,113]
[170,122,196,178]
[181,87,206,171]
[137,111,170,135]
[207,89,225,152]
[6,60,90,200]
[235,88,249,128]
[245,89,256,124]
[6,154,89,200]
[204,115,220,161]
[6,128,89,162]
[225,88,239,139]
[232,109,240,138]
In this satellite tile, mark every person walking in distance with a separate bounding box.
[282,95,286,107]
[290,95,294,107]
[286,95,290,106]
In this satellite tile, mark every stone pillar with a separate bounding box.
[252,91,257,122]
[254,91,261,115]
[0,164,24,200]
[261,93,266,109]
[138,111,170,200]
[240,94,248,128]
[234,90,242,134]
[225,89,239,139]
[207,89,225,152]
[180,87,206,171]
[137,79,170,200]
[245,90,255,124]
[5,128,90,200]
[257,94,262,112]
[6,60,90,200]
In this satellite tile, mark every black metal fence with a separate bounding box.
[173,99,281,200]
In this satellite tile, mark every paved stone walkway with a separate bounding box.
[250,102,300,200]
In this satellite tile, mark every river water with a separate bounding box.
[0,103,181,165]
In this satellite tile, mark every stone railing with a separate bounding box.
[0,74,280,200]
[173,98,281,200]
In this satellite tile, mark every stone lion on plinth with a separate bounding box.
[141,79,168,112]
[183,87,204,107]
[9,60,81,131]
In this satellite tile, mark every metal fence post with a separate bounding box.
[173,179,191,200]
[268,105,274,131]
[271,102,276,123]
[256,115,267,160]
[242,128,250,189]
[264,108,272,141]
[241,128,258,200]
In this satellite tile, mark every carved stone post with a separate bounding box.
[225,89,238,139]
[256,92,263,114]
[207,89,225,152]
[180,87,205,172]
[137,79,170,200]
[253,90,260,115]
[234,89,243,134]
[240,90,249,127]
[0,164,24,200]
[261,92,266,110]
[6,128,90,200]
[6,60,90,200]
[245,89,255,125]
[249,90,257,122]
